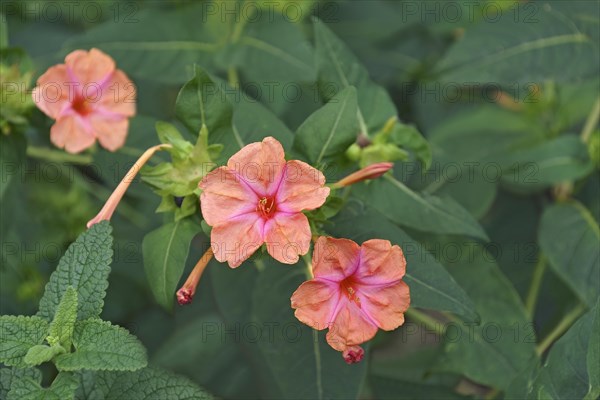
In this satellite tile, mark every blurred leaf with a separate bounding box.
[7,371,77,400]
[74,367,213,400]
[252,259,368,399]
[331,209,479,322]
[354,175,489,241]
[293,86,358,165]
[370,375,467,400]
[501,135,593,189]
[0,133,26,200]
[142,219,199,310]
[313,17,397,131]
[539,201,600,307]
[435,2,599,84]
[429,238,538,390]
[531,301,599,399]
[55,319,147,371]
[232,14,316,84]
[37,222,113,322]
[0,316,47,368]
[64,4,221,84]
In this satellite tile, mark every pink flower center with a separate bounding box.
[72,95,93,116]
[256,196,276,218]
[341,278,361,308]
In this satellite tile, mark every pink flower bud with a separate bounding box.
[332,162,393,188]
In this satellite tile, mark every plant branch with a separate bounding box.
[536,303,586,355]
[525,254,547,318]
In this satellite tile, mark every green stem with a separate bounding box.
[26,146,92,164]
[227,67,240,88]
[405,308,445,336]
[302,254,314,280]
[581,96,600,143]
[525,254,547,318]
[536,304,586,355]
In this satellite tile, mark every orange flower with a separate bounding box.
[291,237,410,360]
[199,137,330,267]
[32,48,135,153]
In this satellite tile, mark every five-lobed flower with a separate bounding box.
[291,236,410,362]
[32,48,136,153]
[199,136,330,267]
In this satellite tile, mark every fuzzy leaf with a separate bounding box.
[24,345,65,366]
[74,367,213,400]
[37,222,113,321]
[0,316,48,368]
[7,371,78,400]
[0,368,41,399]
[55,319,147,372]
[47,286,78,350]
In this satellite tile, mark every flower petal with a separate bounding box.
[264,212,311,264]
[50,114,95,154]
[355,239,406,285]
[97,69,136,117]
[210,213,264,268]
[325,299,378,352]
[65,48,115,87]
[277,160,330,212]
[89,114,128,152]
[200,167,259,227]
[32,65,72,119]
[359,280,410,331]
[291,279,340,330]
[312,237,360,281]
[227,136,285,194]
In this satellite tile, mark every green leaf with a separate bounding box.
[330,209,479,322]
[539,201,600,306]
[293,86,358,166]
[142,219,200,310]
[230,97,294,151]
[501,135,593,189]
[47,286,78,350]
[252,259,369,400]
[24,345,65,367]
[55,319,147,372]
[425,237,538,390]
[370,375,467,400]
[1,367,41,399]
[231,14,316,85]
[74,367,213,400]
[64,4,221,84]
[7,371,78,400]
[587,302,600,399]
[532,302,599,399]
[313,18,397,131]
[37,222,113,321]
[435,3,599,84]
[0,316,48,368]
[354,175,489,241]
[389,123,432,171]
[175,66,233,137]
[0,133,26,200]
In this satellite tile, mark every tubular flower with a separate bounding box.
[32,48,136,153]
[199,137,330,268]
[291,237,410,360]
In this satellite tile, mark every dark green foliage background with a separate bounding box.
[1,1,599,399]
